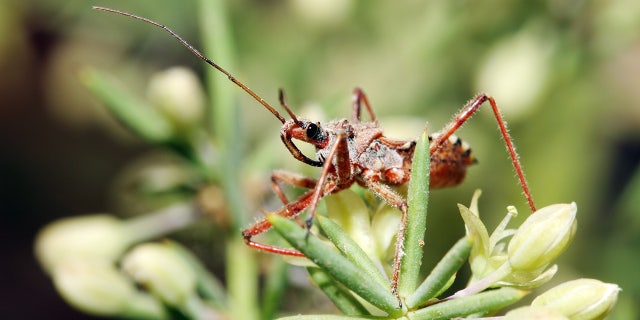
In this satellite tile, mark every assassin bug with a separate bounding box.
[93,7,537,297]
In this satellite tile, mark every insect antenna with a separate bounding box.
[92,6,287,124]
[278,89,300,123]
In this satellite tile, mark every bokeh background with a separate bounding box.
[2,0,639,318]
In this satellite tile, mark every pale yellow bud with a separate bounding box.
[508,203,577,271]
[35,214,130,274]
[147,67,205,130]
[121,242,197,306]
[505,306,569,320]
[52,260,164,318]
[532,279,620,320]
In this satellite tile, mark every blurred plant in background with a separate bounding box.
[1,0,639,318]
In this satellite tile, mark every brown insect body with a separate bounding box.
[93,6,536,301]
[296,116,476,191]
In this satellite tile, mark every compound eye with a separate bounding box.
[306,123,320,139]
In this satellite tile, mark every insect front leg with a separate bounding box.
[304,130,352,229]
[242,188,317,257]
[242,168,325,256]
[431,94,536,212]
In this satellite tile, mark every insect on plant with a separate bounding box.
[93,7,537,297]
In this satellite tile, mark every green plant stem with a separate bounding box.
[449,261,513,299]
[261,259,288,320]
[122,202,201,244]
[198,0,243,230]
[226,236,259,320]
[197,1,258,319]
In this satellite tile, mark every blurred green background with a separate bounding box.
[2,0,639,318]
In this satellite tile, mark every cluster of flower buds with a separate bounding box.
[34,204,216,319]
[452,190,577,298]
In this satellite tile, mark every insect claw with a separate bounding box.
[391,286,402,308]
[305,216,313,231]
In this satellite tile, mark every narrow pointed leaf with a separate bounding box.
[409,287,529,320]
[316,215,389,288]
[278,315,385,320]
[81,68,173,143]
[407,237,473,308]
[307,267,370,316]
[268,215,400,316]
[398,129,430,296]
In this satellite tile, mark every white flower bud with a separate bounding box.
[147,67,205,130]
[532,278,620,320]
[52,260,164,318]
[35,214,130,274]
[505,306,569,320]
[121,242,197,307]
[508,203,577,271]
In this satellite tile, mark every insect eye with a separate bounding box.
[306,123,320,139]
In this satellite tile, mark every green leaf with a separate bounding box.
[267,215,401,316]
[81,68,173,143]
[307,267,370,316]
[407,237,473,308]
[316,215,389,288]
[278,315,385,320]
[408,287,529,320]
[398,129,430,296]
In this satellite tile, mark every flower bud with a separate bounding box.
[35,214,130,274]
[325,190,374,254]
[325,189,402,263]
[505,306,569,320]
[532,278,620,320]
[121,242,197,307]
[52,260,164,318]
[508,203,577,271]
[147,67,205,130]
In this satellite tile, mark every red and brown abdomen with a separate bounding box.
[429,134,477,188]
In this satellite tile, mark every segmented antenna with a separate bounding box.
[93,6,287,124]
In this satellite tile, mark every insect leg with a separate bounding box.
[431,94,536,212]
[242,188,317,256]
[270,170,318,205]
[245,130,351,255]
[304,131,351,229]
[351,87,377,123]
[361,179,408,299]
